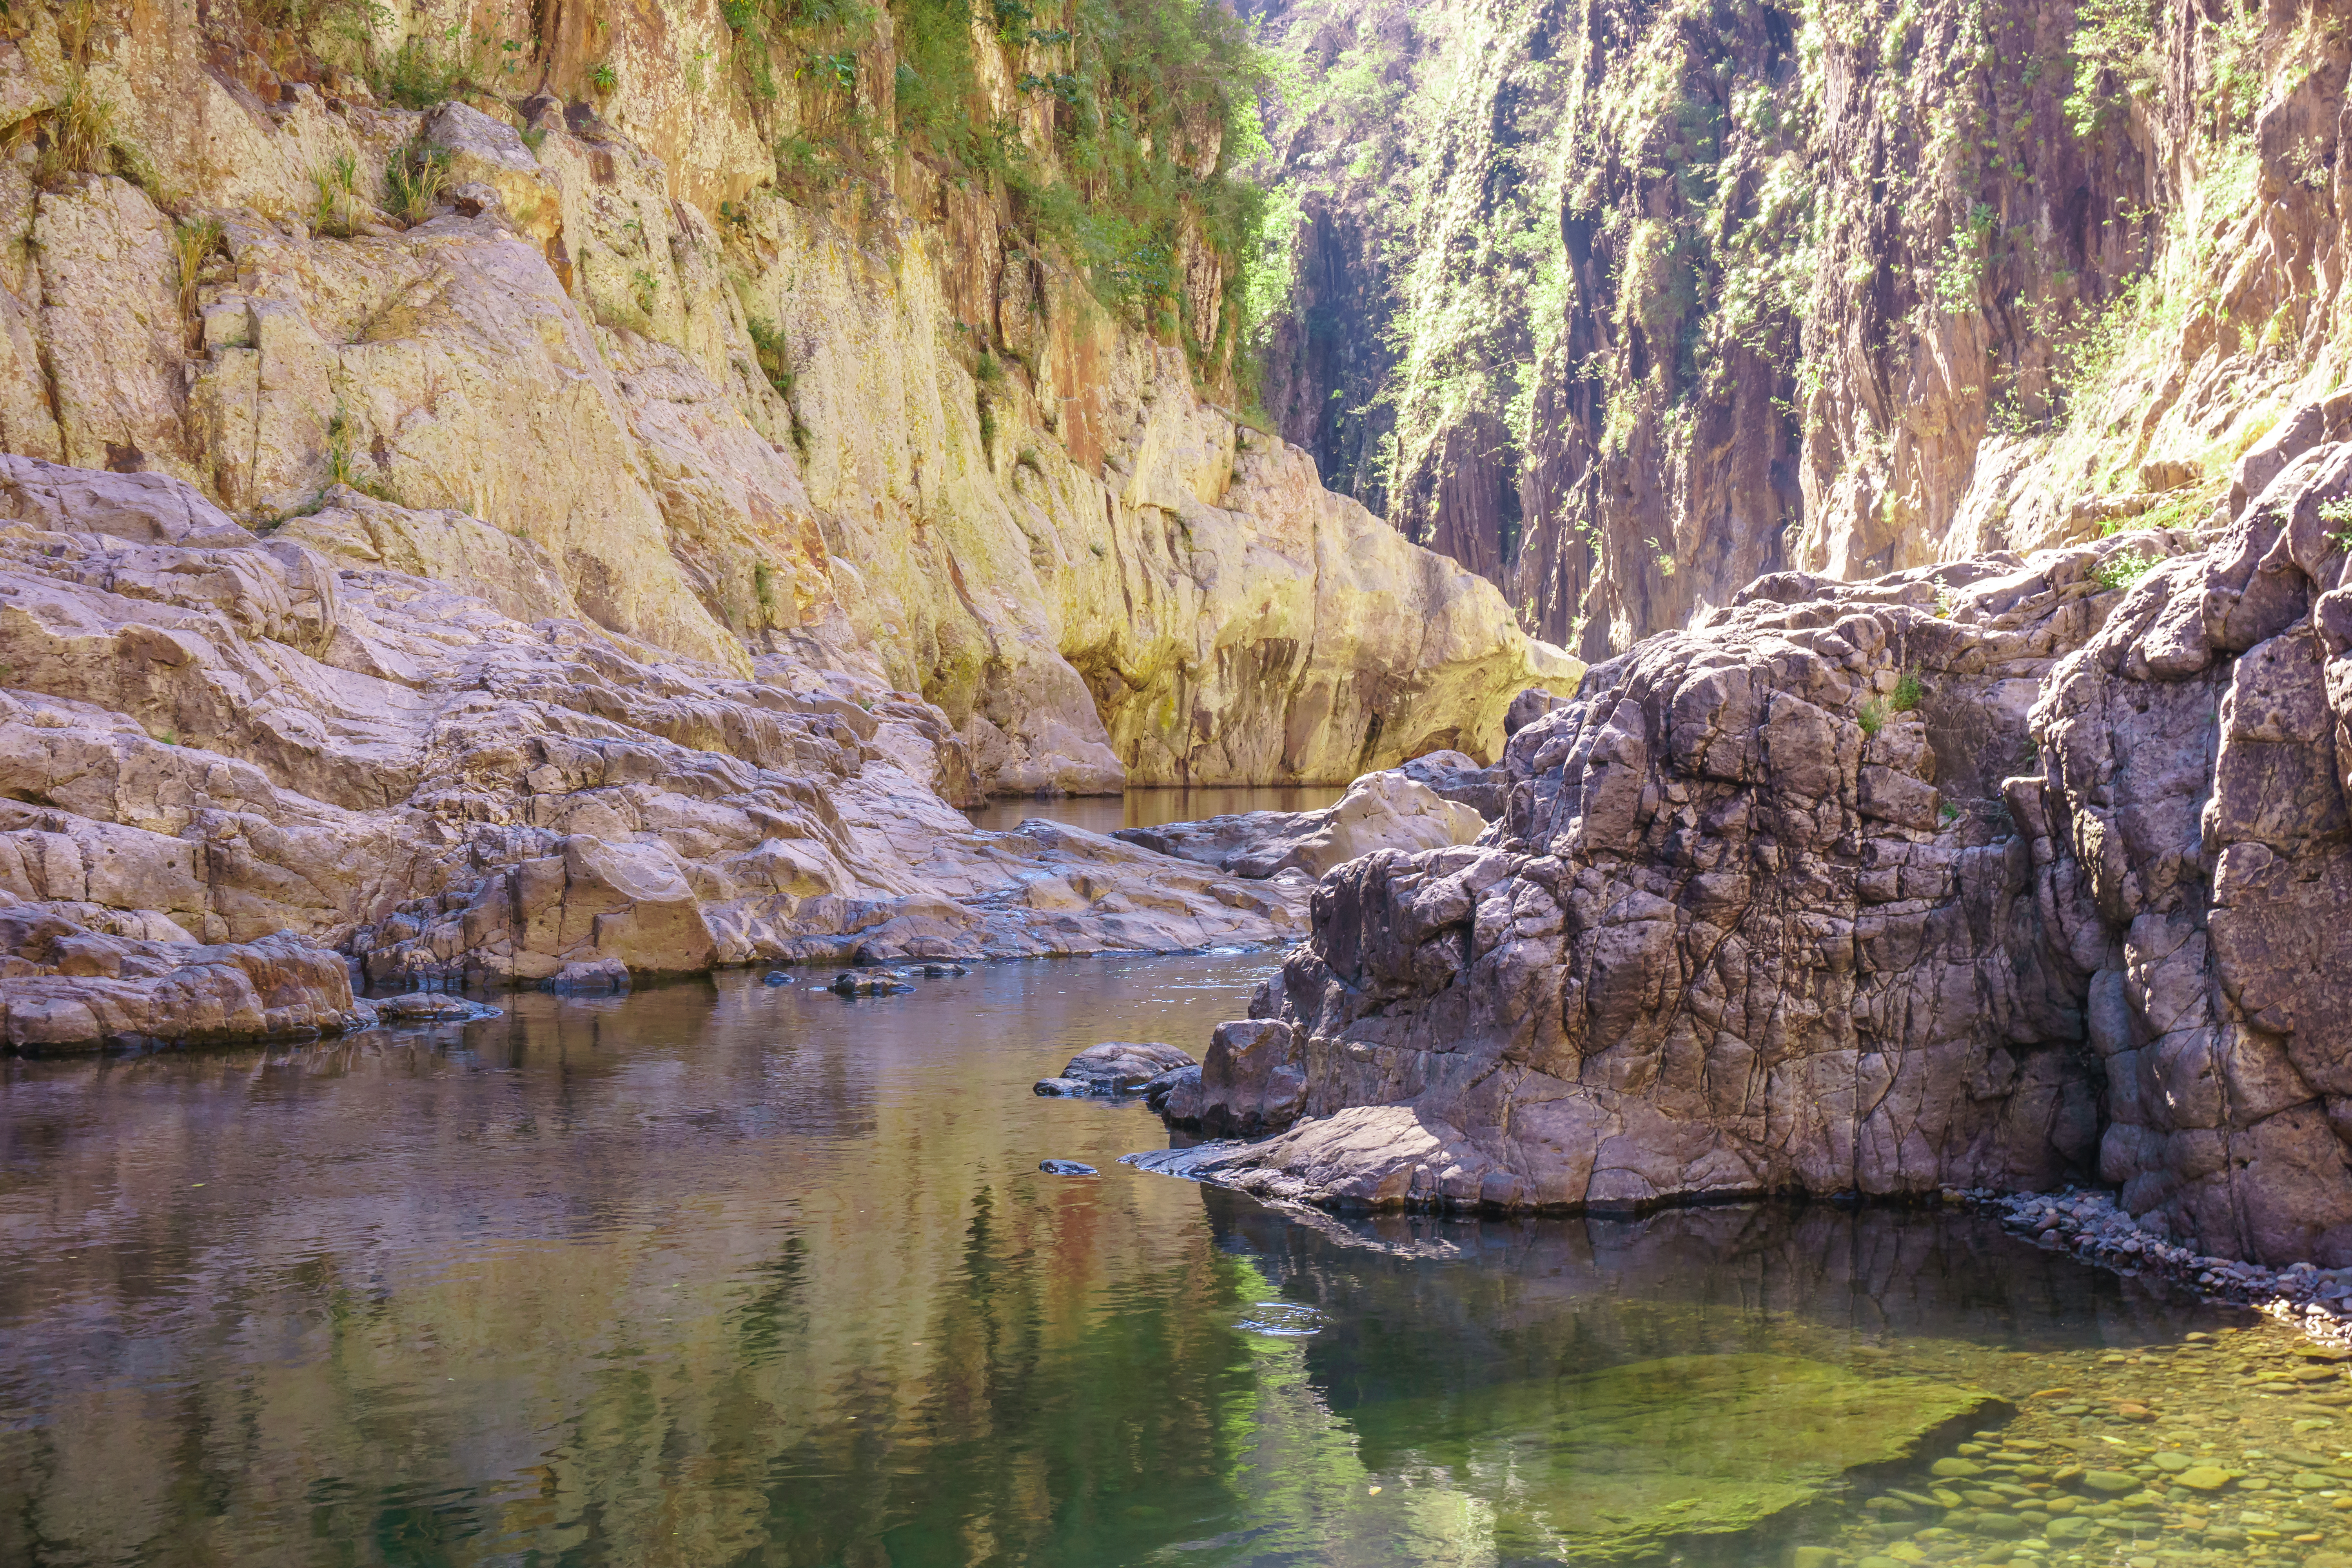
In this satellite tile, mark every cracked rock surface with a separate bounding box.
[1149,436,2352,1263]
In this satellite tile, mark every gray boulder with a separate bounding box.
[1034,1040,1196,1097]
[1139,501,2352,1264]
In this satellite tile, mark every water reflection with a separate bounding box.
[960,786,1347,836]
[0,959,2252,1567]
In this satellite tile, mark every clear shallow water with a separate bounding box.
[961,786,1347,836]
[0,954,2315,1568]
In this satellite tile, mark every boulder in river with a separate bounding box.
[1130,508,2352,1265]
[1155,1020,1307,1136]
[1038,1160,1096,1176]
[1033,1040,1196,1097]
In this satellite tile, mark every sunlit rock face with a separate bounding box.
[0,458,1321,1012]
[0,0,1571,797]
[1170,437,2352,1265]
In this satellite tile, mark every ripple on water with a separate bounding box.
[1237,1301,1325,1337]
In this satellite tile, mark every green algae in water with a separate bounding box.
[1352,1352,2009,1565]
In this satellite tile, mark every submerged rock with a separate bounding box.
[1037,1160,1096,1176]
[374,993,501,1023]
[1343,1353,2005,1566]
[1032,1040,1195,1097]
[829,972,914,998]
[762,971,796,986]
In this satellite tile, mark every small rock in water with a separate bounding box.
[1038,1159,1096,1176]
[374,993,501,1022]
[1033,1041,1196,1099]
[920,963,969,978]
[830,972,913,997]
[762,971,795,986]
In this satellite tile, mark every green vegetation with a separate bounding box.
[2091,548,2158,592]
[1891,670,1924,713]
[711,0,1278,381]
[2063,0,2158,137]
[2320,496,2352,553]
[744,314,815,456]
[172,216,224,327]
[40,72,120,181]
[1857,697,1888,738]
[310,151,362,238]
[385,143,451,227]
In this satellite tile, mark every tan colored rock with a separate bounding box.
[1118,768,1488,879]
[0,461,1315,1013]
[0,898,373,1051]
[0,15,1572,797]
[419,103,560,243]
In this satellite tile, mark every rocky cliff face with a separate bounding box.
[0,0,1569,804]
[1245,0,2347,666]
[1154,415,2352,1265]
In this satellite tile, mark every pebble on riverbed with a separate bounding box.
[1798,1319,2352,1568]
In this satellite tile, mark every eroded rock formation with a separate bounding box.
[0,0,1570,802]
[0,899,370,1050]
[0,457,1316,1023]
[1154,428,2352,1265]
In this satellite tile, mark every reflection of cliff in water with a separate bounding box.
[1205,1189,2226,1412]
[0,956,2239,1568]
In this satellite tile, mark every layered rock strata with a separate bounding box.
[0,898,370,1051]
[0,459,1319,1027]
[1151,431,2352,1264]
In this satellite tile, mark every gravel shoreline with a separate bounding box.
[1968,1186,2352,1346]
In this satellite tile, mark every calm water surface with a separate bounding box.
[961,788,1347,836]
[0,955,2297,1567]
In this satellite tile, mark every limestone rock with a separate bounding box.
[0,898,372,1051]
[1116,768,1488,879]
[0,15,1575,800]
[0,461,1313,1016]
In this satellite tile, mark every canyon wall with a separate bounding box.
[1245,0,2352,664]
[0,0,1570,803]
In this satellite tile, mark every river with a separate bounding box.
[4,945,2340,1566]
